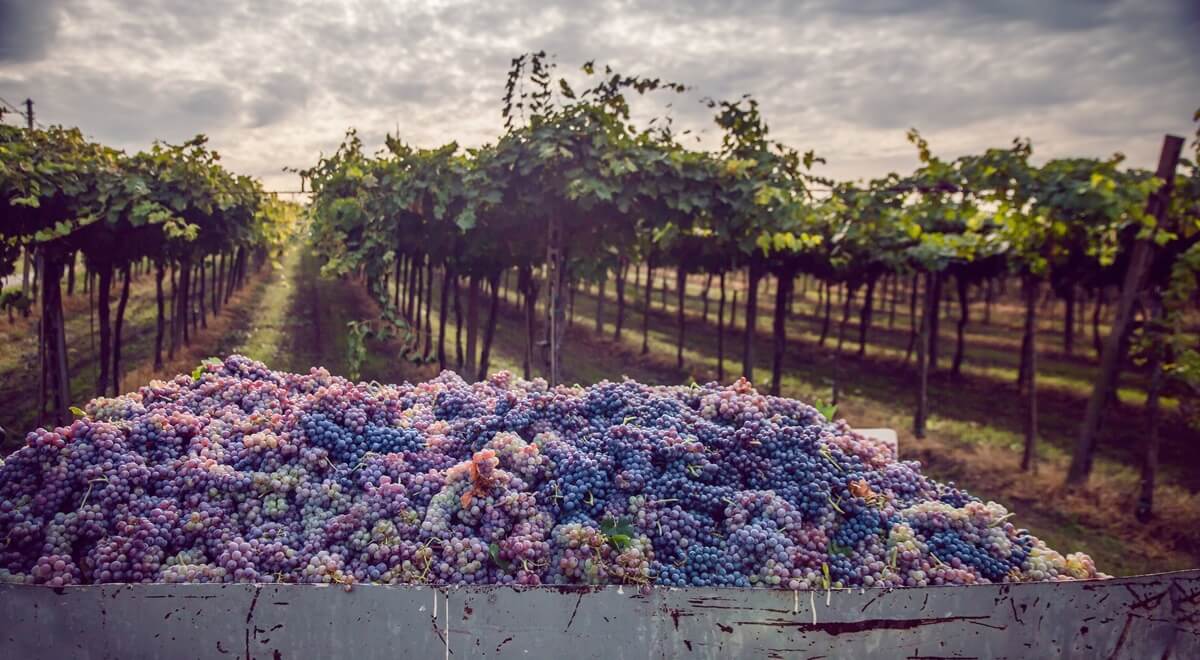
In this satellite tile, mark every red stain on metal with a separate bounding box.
[668,608,695,630]
[734,615,999,636]
[689,604,793,614]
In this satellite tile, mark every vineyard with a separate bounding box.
[301,54,1200,518]
[0,52,1199,598]
[0,125,300,435]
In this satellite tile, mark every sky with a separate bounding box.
[0,0,1197,191]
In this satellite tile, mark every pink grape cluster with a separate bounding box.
[0,355,1105,588]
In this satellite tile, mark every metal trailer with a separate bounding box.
[1,569,1196,659]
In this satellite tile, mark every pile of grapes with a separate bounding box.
[0,356,1103,589]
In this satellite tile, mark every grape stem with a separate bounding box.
[77,476,110,511]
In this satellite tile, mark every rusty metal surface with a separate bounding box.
[1,570,1196,659]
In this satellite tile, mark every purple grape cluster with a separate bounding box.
[0,355,1104,588]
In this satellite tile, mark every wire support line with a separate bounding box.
[0,96,47,129]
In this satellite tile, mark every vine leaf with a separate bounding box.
[488,542,511,571]
[813,399,838,421]
[191,357,222,380]
[600,516,635,551]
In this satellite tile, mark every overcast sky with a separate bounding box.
[1,0,1197,190]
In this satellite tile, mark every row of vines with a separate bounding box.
[304,54,1200,516]
[0,124,299,429]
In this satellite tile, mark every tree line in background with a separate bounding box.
[0,123,300,428]
[303,53,1200,516]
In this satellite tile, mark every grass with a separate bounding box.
[216,250,298,364]
[619,270,1164,402]
[0,260,278,451]
[226,249,437,384]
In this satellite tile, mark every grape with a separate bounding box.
[0,355,1106,588]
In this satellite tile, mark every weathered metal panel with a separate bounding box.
[1,570,1196,659]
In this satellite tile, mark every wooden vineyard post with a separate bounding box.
[742,264,761,382]
[154,261,166,369]
[914,270,936,438]
[1136,292,1165,521]
[36,253,45,425]
[1020,276,1039,472]
[641,259,654,356]
[438,265,451,371]
[39,254,70,426]
[595,270,606,334]
[519,266,533,379]
[22,248,32,318]
[770,267,793,396]
[546,215,565,386]
[675,266,687,370]
[717,272,726,382]
[613,258,627,341]
[465,275,479,377]
[1066,134,1183,486]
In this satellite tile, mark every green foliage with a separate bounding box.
[1130,111,1200,428]
[487,542,511,571]
[600,516,636,551]
[191,357,223,380]
[300,56,1197,412]
[0,289,31,315]
[813,399,838,421]
[345,320,371,382]
[0,126,292,277]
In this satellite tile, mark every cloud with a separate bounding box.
[0,0,65,63]
[247,72,310,128]
[0,0,1195,189]
[0,68,243,144]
